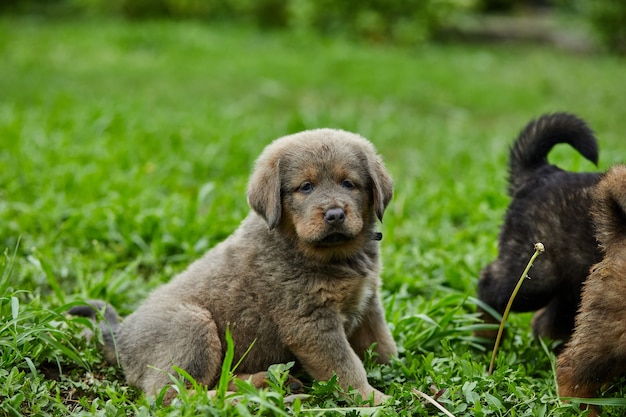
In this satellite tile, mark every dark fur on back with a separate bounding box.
[478,113,603,342]
[556,165,626,415]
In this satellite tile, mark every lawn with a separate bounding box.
[1,16,626,416]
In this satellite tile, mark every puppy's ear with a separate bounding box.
[369,156,393,222]
[592,165,626,251]
[247,157,282,230]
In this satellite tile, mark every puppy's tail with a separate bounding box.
[68,300,121,365]
[592,165,626,251]
[508,112,598,195]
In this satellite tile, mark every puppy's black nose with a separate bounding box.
[324,208,346,225]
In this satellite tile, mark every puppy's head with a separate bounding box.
[247,129,393,261]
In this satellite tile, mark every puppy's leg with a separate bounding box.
[531,294,578,343]
[120,302,223,397]
[283,315,389,405]
[349,296,397,364]
[557,333,609,399]
[557,343,605,417]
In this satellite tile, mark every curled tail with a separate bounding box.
[508,113,598,195]
[592,165,626,250]
[68,300,121,365]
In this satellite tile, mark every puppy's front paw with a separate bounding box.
[368,388,391,406]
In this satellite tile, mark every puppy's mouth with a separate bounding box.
[316,232,353,247]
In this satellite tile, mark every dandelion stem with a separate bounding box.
[488,242,545,375]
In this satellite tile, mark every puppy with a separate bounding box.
[70,129,397,405]
[557,165,626,415]
[478,113,603,342]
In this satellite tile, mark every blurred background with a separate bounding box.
[2,1,626,414]
[1,0,625,54]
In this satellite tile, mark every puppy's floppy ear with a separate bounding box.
[592,165,626,250]
[247,157,282,230]
[368,156,393,222]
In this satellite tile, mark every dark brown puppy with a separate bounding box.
[71,129,397,404]
[557,165,626,415]
[478,113,602,342]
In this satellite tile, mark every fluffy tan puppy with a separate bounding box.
[72,129,397,404]
[557,165,626,416]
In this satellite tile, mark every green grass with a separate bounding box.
[2,16,626,416]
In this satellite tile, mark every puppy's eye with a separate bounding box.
[341,180,356,190]
[299,182,314,194]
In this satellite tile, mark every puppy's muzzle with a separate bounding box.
[324,208,346,225]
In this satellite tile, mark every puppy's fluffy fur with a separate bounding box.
[71,129,397,404]
[478,113,603,342]
[557,165,626,414]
